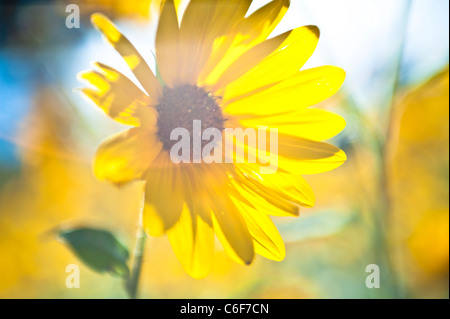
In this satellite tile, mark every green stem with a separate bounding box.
[372,0,413,298]
[126,194,147,299]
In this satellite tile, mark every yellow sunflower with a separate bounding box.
[78,0,346,279]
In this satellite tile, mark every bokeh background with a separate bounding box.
[0,0,448,299]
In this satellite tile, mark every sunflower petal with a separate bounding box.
[91,13,162,98]
[78,63,158,128]
[94,128,162,185]
[232,131,346,175]
[236,166,315,209]
[203,165,254,265]
[222,26,320,101]
[167,207,215,279]
[170,0,252,85]
[239,108,346,141]
[199,0,290,88]
[209,0,252,36]
[233,199,285,261]
[143,153,184,236]
[224,66,346,115]
[155,0,181,87]
[177,0,219,85]
[231,175,301,217]
[211,200,255,266]
[180,165,213,225]
[277,135,347,174]
[213,30,291,90]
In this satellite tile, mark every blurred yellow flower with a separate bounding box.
[391,67,449,279]
[78,0,346,279]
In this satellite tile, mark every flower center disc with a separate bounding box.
[156,85,224,153]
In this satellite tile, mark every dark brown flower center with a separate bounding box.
[156,85,224,152]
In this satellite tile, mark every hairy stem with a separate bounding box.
[126,193,147,299]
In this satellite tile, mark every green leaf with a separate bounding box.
[58,227,130,277]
